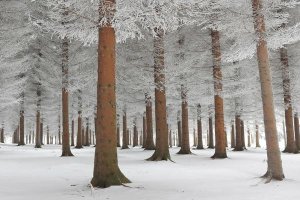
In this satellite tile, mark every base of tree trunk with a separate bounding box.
[91,168,130,188]
[282,146,298,154]
[121,145,130,150]
[61,150,74,157]
[196,145,204,150]
[177,149,192,154]
[144,146,156,150]
[233,147,244,151]
[261,170,284,183]
[211,152,227,159]
[17,143,25,146]
[75,146,83,149]
[207,146,214,149]
[35,145,41,148]
[117,144,121,147]
[146,151,171,161]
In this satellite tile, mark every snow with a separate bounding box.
[0,144,300,200]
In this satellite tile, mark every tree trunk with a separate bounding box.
[91,11,130,186]
[231,123,235,148]
[47,126,50,145]
[178,85,191,154]
[133,123,138,147]
[40,122,44,145]
[210,29,227,158]
[144,94,155,150]
[61,37,73,156]
[117,123,121,147]
[294,114,300,151]
[18,111,25,145]
[252,0,284,180]
[169,129,172,148]
[196,105,204,149]
[247,129,251,147]
[84,123,90,146]
[142,114,147,148]
[233,115,243,151]
[241,121,246,149]
[75,113,83,148]
[71,120,75,146]
[177,119,182,147]
[147,27,170,161]
[121,112,129,149]
[281,48,297,153]
[208,117,214,148]
[256,124,261,148]
[35,111,41,148]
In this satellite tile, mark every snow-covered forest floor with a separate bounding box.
[0,144,299,200]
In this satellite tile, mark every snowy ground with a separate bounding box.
[0,144,300,200]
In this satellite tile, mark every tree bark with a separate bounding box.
[294,114,300,151]
[61,37,73,156]
[70,120,74,146]
[231,123,235,148]
[18,111,25,145]
[84,122,90,146]
[75,113,83,148]
[196,105,204,149]
[47,126,50,145]
[208,116,214,148]
[142,114,147,148]
[252,0,284,180]
[280,48,297,153]
[210,29,227,158]
[133,122,138,147]
[147,27,170,161]
[35,111,41,148]
[241,121,246,149]
[233,115,243,151]
[177,119,182,147]
[256,124,261,148]
[178,85,191,154]
[121,112,129,149]
[117,121,121,147]
[144,94,155,150]
[40,122,44,145]
[91,6,130,186]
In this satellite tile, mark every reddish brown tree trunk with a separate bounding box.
[241,120,246,148]
[234,115,243,151]
[177,119,182,147]
[71,120,74,146]
[121,112,129,149]
[18,110,25,145]
[178,85,191,154]
[75,113,83,149]
[147,27,170,161]
[252,0,284,180]
[61,37,73,156]
[144,94,155,150]
[208,116,214,148]
[84,122,90,146]
[294,114,300,150]
[133,122,138,147]
[210,29,227,158]
[117,122,121,147]
[142,114,147,148]
[281,48,297,153]
[91,8,130,186]
[256,124,261,148]
[231,123,235,148]
[196,105,204,149]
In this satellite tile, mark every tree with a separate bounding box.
[91,0,130,187]
[251,0,284,181]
